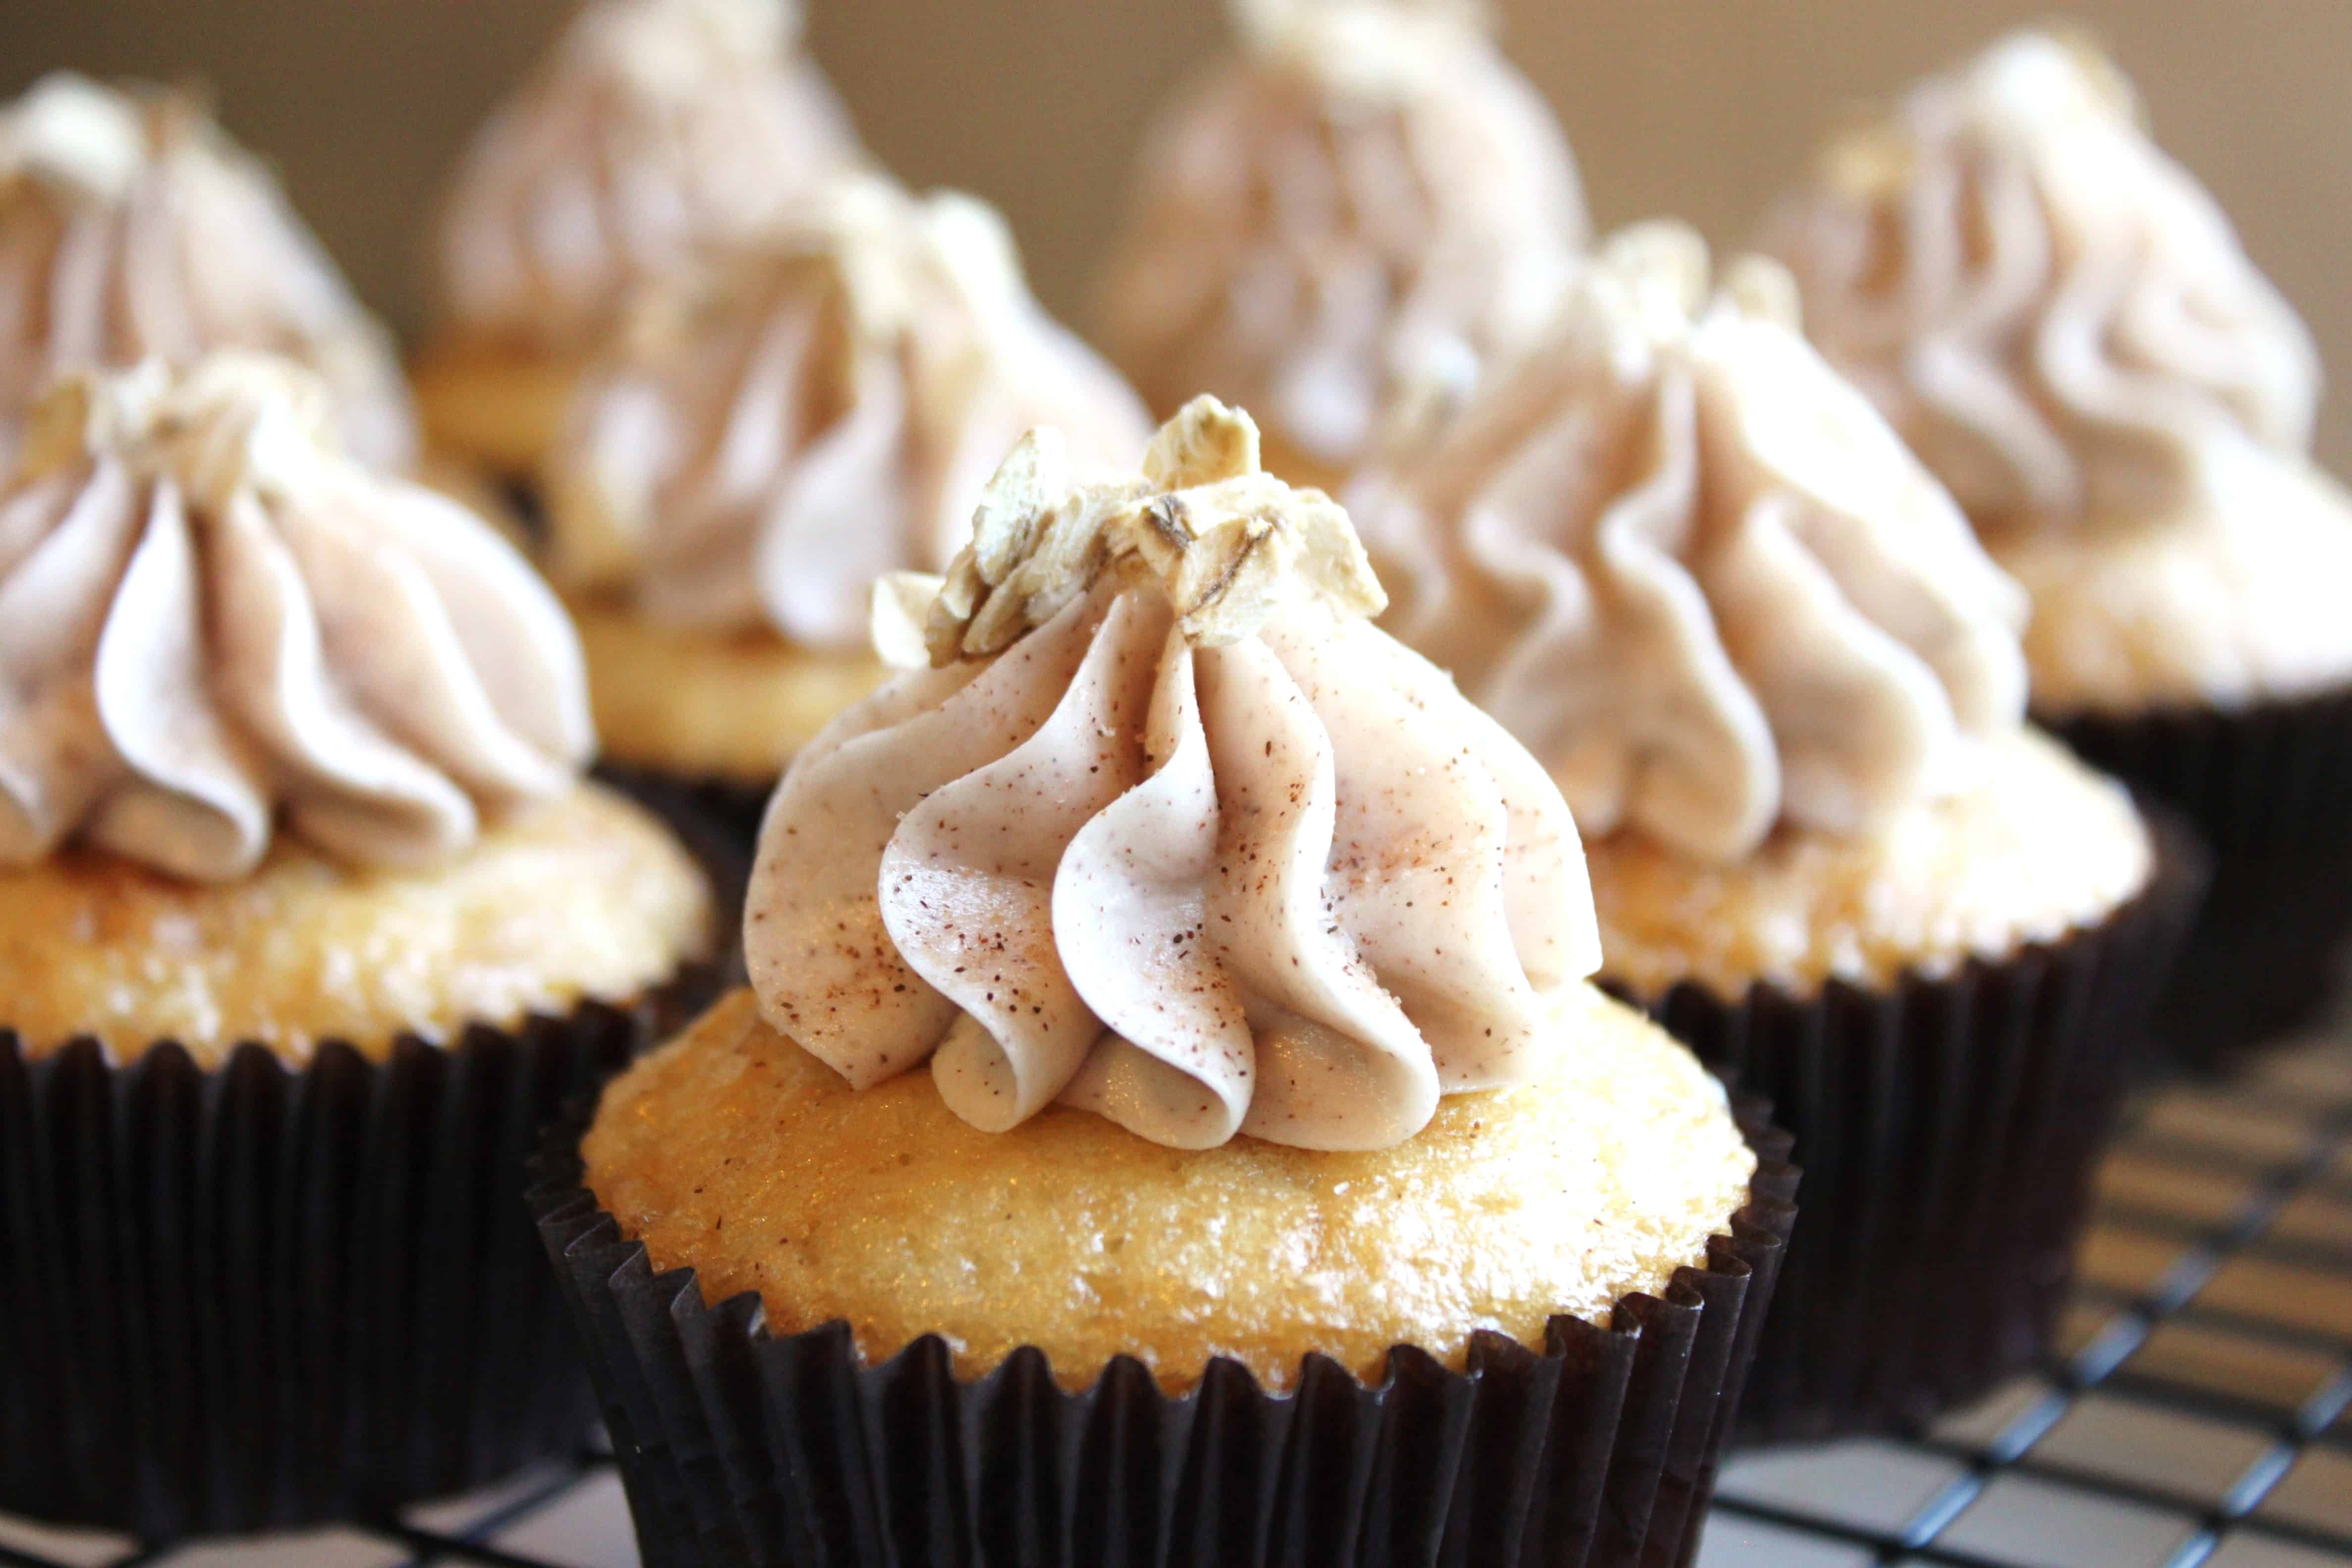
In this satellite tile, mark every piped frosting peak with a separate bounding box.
[1760,28,2322,537]
[1351,222,2030,862]
[435,0,859,347]
[0,354,591,881]
[1096,0,1584,473]
[747,398,1597,1150]
[0,73,416,472]
[544,174,1151,647]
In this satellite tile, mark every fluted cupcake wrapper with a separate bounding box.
[0,966,716,1542]
[596,760,776,885]
[2048,684,2352,1063]
[528,1091,1797,1568]
[1609,820,2204,1446]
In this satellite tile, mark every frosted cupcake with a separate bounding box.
[1761,30,2352,1058]
[0,73,414,471]
[1095,0,1585,491]
[539,172,1149,840]
[416,0,858,481]
[1352,225,2197,1441]
[534,398,1795,1563]
[0,355,715,1538]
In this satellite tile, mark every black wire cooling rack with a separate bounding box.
[2,1033,2347,1568]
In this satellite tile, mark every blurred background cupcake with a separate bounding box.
[536,398,1795,1564]
[1762,29,2352,1063]
[1093,0,1586,492]
[0,72,415,472]
[1351,224,2200,1442]
[413,0,858,488]
[535,171,1149,842]
[0,354,715,1538]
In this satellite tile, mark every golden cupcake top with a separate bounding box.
[746,397,1601,1151]
[587,984,1757,1389]
[0,73,416,472]
[434,0,859,350]
[541,173,1150,650]
[1761,29,2322,539]
[1095,0,1585,477]
[0,353,592,882]
[1349,223,2029,862]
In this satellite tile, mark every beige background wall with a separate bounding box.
[6,0,2350,465]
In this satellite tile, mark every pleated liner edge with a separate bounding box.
[2048,683,2352,1062]
[596,760,778,871]
[1610,813,2205,1446]
[528,1088,1796,1568]
[0,962,718,1542]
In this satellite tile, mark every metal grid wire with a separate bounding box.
[1,1036,2347,1568]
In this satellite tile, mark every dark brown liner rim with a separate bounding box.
[3,964,714,1074]
[2030,673,2352,730]
[529,1072,1799,1564]
[1601,814,2206,1444]
[0,958,720,1539]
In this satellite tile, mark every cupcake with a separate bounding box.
[1350,224,2198,1442]
[1760,30,2352,1060]
[0,354,716,1538]
[1094,0,1586,492]
[538,172,1150,843]
[0,72,414,471]
[533,397,1796,1563]
[415,0,858,483]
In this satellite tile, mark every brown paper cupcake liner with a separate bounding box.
[1607,820,2203,1446]
[2048,684,2352,1064]
[529,1089,1796,1567]
[596,760,775,891]
[0,965,716,1542]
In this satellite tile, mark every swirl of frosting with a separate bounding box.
[746,397,1599,1150]
[1096,0,1586,474]
[0,354,593,882]
[1348,223,2029,862]
[1759,29,2322,536]
[436,0,859,348]
[0,73,416,473]
[542,174,1151,647]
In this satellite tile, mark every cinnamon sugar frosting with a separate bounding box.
[0,74,415,473]
[0,354,592,882]
[543,174,1150,649]
[435,0,858,350]
[1096,0,1585,476]
[745,397,1600,1150]
[1762,30,2352,712]
[1349,223,2030,862]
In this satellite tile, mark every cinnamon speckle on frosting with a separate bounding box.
[543,173,1149,650]
[744,401,1602,1150]
[1351,222,2029,862]
[0,74,415,472]
[1097,0,1585,473]
[1761,29,2352,714]
[435,0,857,348]
[0,353,590,881]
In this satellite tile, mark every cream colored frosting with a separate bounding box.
[436,0,859,349]
[1096,0,1585,474]
[0,355,592,882]
[543,174,1151,648]
[0,74,416,473]
[746,397,1600,1151]
[1349,223,2029,863]
[1762,30,2352,712]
